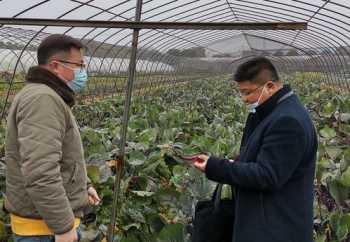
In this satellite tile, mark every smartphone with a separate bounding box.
[179,154,205,163]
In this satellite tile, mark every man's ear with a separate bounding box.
[266,81,275,89]
[266,81,278,96]
[47,61,59,74]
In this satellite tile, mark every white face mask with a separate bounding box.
[248,84,267,113]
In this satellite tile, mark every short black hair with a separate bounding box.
[234,57,279,83]
[37,34,84,65]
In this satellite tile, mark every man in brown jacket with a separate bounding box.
[5,34,100,242]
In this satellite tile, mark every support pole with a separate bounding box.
[107,0,143,241]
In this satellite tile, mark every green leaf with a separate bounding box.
[137,128,157,143]
[339,124,350,136]
[129,115,148,130]
[87,165,100,184]
[128,150,146,166]
[131,191,155,197]
[156,160,172,178]
[157,224,185,242]
[122,223,141,231]
[338,113,350,123]
[172,165,185,176]
[81,127,108,156]
[321,102,337,118]
[328,179,348,206]
[146,214,165,234]
[127,208,146,223]
[340,149,350,172]
[336,214,350,240]
[344,148,350,163]
[325,146,343,160]
[340,167,350,187]
[319,126,337,139]
[314,233,326,242]
[120,234,139,242]
[318,158,332,169]
[129,176,149,191]
[330,211,341,232]
[316,158,332,182]
[0,221,7,241]
[221,184,233,200]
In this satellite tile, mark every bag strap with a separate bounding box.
[213,183,234,211]
[213,184,223,211]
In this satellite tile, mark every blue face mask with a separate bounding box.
[56,61,88,92]
[67,68,88,92]
[248,84,266,113]
[248,101,259,114]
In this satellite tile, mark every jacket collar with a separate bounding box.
[254,84,293,120]
[25,66,75,107]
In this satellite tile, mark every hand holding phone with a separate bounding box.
[179,154,206,163]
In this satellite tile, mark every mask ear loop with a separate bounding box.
[256,83,267,106]
[50,61,72,83]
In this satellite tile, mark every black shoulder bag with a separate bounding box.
[191,184,235,242]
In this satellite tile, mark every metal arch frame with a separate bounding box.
[99,24,320,94]
[163,4,348,89]
[67,0,136,84]
[226,1,346,78]
[0,4,304,65]
[0,1,348,149]
[226,14,348,89]
[227,55,324,90]
[135,16,241,77]
[0,1,349,242]
[131,3,348,89]
[223,36,325,81]
[0,1,348,88]
[221,4,347,86]
[136,3,250,56]
[133,5,308,84]
[65,1,242,94]
[0,18,307,30]
[283,0,330,49]
[224,0,255,52]
[203,33,323,73]
[0,27,38,73]
[140,29,334,91]
[250,33,332,86]
[150,28,348,82]
[228,0,350,84]
[0,0,98,119]
[0,0,322,89]
[66,1,230,87]
[226,1,350,51]
[253,30,345,88]
[243,31,336,87]
[108,26,326,91]
[155,34,347,84]
[204,4,348,63]
[107,1,143,241]
[241,0,350,56]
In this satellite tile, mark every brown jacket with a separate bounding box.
[5,67,90,234]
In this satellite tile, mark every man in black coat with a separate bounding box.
[193,57,318,242]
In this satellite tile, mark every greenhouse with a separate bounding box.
[0,0,349,242]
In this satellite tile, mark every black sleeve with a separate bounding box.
[205,117,306,191]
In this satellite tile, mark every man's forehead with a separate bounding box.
[68,49,85,62]
[238,81,259,89]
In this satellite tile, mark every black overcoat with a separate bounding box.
[206,86,318,242]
